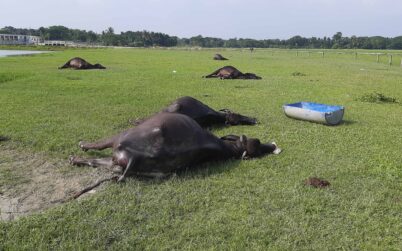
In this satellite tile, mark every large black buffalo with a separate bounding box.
[203,66,261,80]
[59,57,106,70]
[133,96,256,127]
[70,112,281,182]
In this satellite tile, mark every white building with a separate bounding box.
[0,34,42,45]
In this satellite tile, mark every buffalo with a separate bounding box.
[59,57,106,70]
[70,112,281,182]
[213,54,228,60]
[0,136,9,141]
[133,96,257,127]
[203,66,261,80]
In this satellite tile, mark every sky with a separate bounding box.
[1,0,401,39]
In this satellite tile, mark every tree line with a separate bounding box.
[1,26,402,49]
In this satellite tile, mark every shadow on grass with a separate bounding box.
[122,159,242,184]
[178,159,241,179]
[66,76,82,81]
[339,120,357,126]
[234,85,251,89]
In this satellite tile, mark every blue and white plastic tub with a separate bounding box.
[283,102,345,125]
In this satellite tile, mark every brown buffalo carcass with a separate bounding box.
[203,66,261,79]
[70,112,281,182]
[213,54,228,60]
[132,96,257,127]
[59,57,106,70]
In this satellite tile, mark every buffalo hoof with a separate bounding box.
[241,151,249,160]
[272,142,282,155]
[68,155,76,165]
[78,141,88,152]
[112,166,123,174]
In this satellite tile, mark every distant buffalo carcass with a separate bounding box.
[0,136,10,141]
[59,57,106,70]
[133,96,257,127]
[203,66,261,80]
[213,54,228,60]
[70,112,281,181]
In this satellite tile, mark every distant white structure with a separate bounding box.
[0,34,42,45]
[0,33,102,47]
[40,40,102,47]
[42,40,67,46]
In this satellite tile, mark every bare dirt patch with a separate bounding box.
[0,144,113,221]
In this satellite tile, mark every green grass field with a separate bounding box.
[0,48,401,250]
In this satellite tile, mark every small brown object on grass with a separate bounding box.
[304,177,330,188]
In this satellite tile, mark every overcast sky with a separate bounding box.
[1,0,401,39]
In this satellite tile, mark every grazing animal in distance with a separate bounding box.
[58,57,106,70]
[132,96,257,127]
[70,112,281,181]
[203,66,261,80]
[213,54,228,60]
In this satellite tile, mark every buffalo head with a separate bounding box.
[241,73,262,80]
[239,135,276,158]
[221,135,280,159]
[93,63,106,69]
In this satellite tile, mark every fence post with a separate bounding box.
[296,51,299,56]
[400,58,402,68]
[377,54,380,63]
[355,52,357,60]
[322,51,325,58]
[389,55,393,66]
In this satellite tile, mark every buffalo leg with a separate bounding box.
[58,60,71,69]
[203,69,220,78]
[79,135,119,151]
[203,73,217,78]
[69,156,113,168]
[130,118,146,126]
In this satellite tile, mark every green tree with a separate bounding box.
[101,27,117,46]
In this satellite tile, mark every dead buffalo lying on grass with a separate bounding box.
[59,57,106,70]
[213,54,228,60]
[70,112,281,182]
[133,96,257,127]
[203,66,261,80]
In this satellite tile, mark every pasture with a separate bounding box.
[0,48,401,250]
